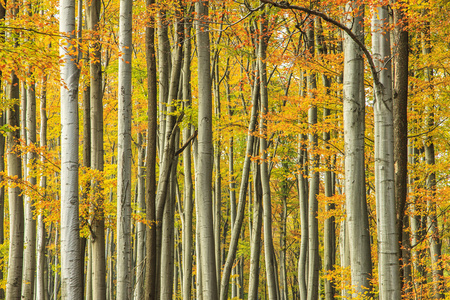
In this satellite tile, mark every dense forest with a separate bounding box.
[1,0,450,299]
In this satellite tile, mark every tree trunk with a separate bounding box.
[59,0,83,295]
[22,81,37,300]
[144,0,157,298]
[6,71,23,300]
[306,21,320,300]
[195,1,218,298]
[37,77,48,300]
[259,14,279,300]
[134,133,146,300]
[248,157,263,300]
[181,15,194,299]
[372,6,401,299]
[343,2,373,297]
[117,0,133,295]
[87,0,106,296]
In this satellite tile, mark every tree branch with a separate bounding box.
[260,0,380,85]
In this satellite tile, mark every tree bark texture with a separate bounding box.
[343,3,373,297]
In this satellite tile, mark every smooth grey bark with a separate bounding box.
[144,0,157,298]
[297,132,308,300]
[248,159,262,300]
[87,0,106,296]
[81,36,91,299]
[339,216,351,298]
[37,77,48,300]
[22,81,37,300]
[116,0,133,295]
[259,14,279,300]
[343,3,373,297]
[279,174,288,300]
[154,12,184,300]
[134,133,146,300]
[157,9,170,158]
[181,16,194,299]
[213,63,222,292]
[220,68,259,300]
[59,0,83,294]
[297,73,308,300]
[6,71,23,300]
[306,22,320,300]
[160,150,178,300]
[195,1,218,298]
[372,7,401,299]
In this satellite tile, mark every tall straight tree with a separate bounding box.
[5,1,23,299]
[195,1,218,298]
[59,0,82,295]
[87,0,106,296]
[372,6,400,299]
[6,72,23,300]
[181,12,193,300]
[343,2,372,297]
[306,19,320,300]
[259,13,279,300]
[116,0,132,295]
[22,77,37,300]
[144,0,157,298]
[36,77,48,300]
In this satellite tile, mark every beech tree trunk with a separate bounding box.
[144,0,157,298]
[87,0,106,296]
[372,6,401,299]
[181,15,194,299]
[22,82,37,300]
[343,3,373,297]
[259,14,279,300]
[59,0,82,295]
[195,1,218,297]
[306,22,320,300]
[36,77,48,300]
[6,71,23,300]
[117,0,133,295]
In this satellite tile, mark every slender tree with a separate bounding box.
[87,0,106,295]
[144,0,157,298]
[116,0,133,295]
[36,76,48,300]
[343,2,372,297]
[6,72,23,300]
[195,1,218,297]
[372,6,401,299]
[60,0,83,294]
[259,12,279,300]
